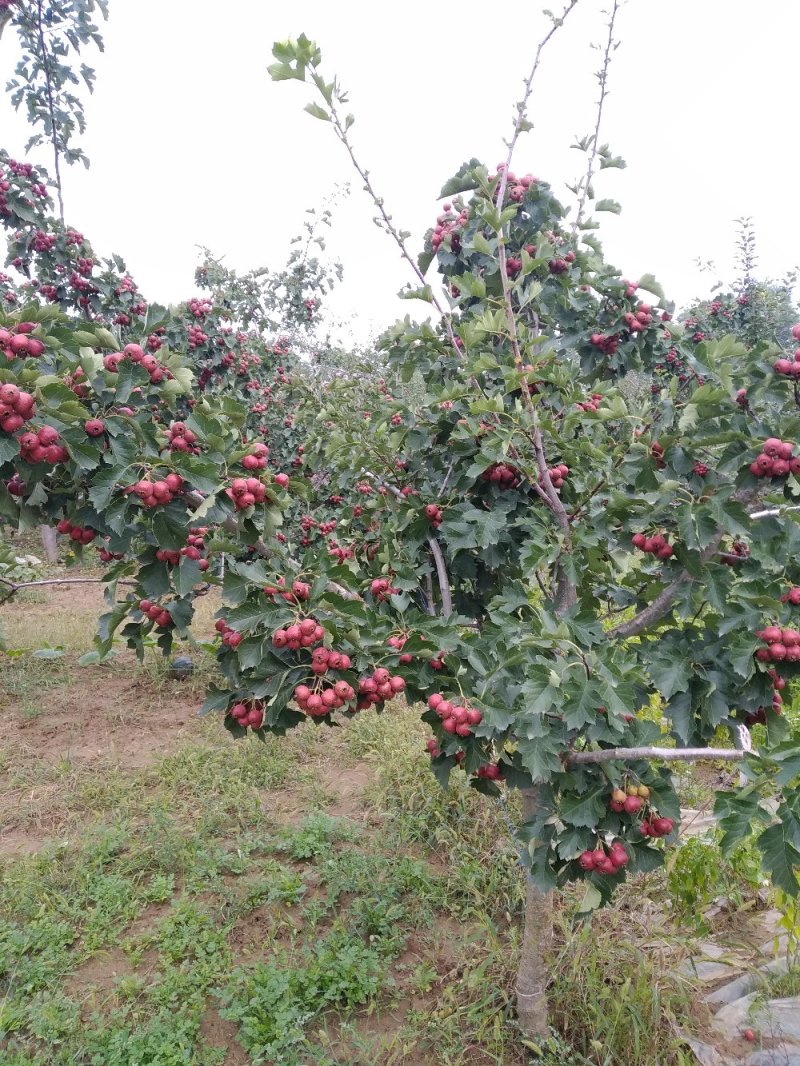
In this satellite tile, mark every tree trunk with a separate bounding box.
[515,786,553,1039]
[40,524,59,564]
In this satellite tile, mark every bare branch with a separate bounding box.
[35,0,65,222]
[0,574,137,606]
[572,0,621,233]
[323,100,463,356]
[567,745,745,766]
[428,536,453,617]
[495,0,582,215]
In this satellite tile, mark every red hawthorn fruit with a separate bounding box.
[85,418,105,437]
[623,795,643,814]
[651,816,674,836]
[757,626,783,642]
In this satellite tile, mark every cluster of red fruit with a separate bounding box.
[475,762,504,781]
[328,540,355,564]
[0,381,35,434]
[387,634,413,664]
[577,392,603,412]
[772,325,800,377]
[430,201,468,254]
[97,542,125,563]
[226,476,267,510]
[357,667,406,709]
[138,599,174,629]
[541,463,569,491]
[623,303,654,333]
[589,332,621,356]
[631,532,675,560]
[749,438,800,478]
[754,625,800,663]
[780,586,800,606]
[55,519,95,544]
[371,575,400,602]
[608,785,675,838]
[425,737,467,765]
[579,841,629,876]
[427,693,482,736]
[481,463,520,488]
[187,325,209,350]
[242,442,269,471]
[272,617,326,653]
[263,577,310,603]
[228,699,264,729]
[154,527,210,571]
[127,472,184,508]
[164,422,200,455]
[188,297,212,319]
[501,172,537,203]
[125,342,173,384]
[0,322,45,360]
[295,680,357,717]
[19,424,68,465]
[424,503,443,528]
[214,617,241,648]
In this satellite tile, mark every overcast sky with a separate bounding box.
[2,0,799,344]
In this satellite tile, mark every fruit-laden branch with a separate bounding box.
[183,489,364,603]
[567,745,745,765]
[604,537,720,640]
[607,488,758,641]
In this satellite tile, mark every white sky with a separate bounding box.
[2,0,799,344]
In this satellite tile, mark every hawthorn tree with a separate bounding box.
[254,28,800,1036]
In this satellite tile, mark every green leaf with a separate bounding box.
[648,649,690,700]
[516,738,563,783]
[636,273,666,304]
[304,102,330,121]
[595,199,621,214]
[175,557,203,597]
[757,822,800,895]
[439,159,483,198]
[559,785,607,828]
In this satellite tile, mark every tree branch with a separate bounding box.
[324,99,462,357]
[0,574,137,607]
[572,0,620,233]
[35,0,65,223]
[494,0,582,216]
[567,745,745,766]
[607,533,724,640]
[428,536,453,617]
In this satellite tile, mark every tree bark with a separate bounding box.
[40,524,59,564]
[515,786,553,1039]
